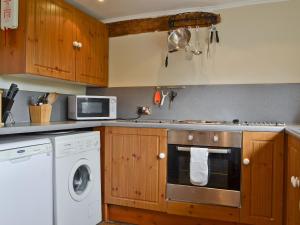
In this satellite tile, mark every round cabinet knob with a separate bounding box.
[213,135,219,143]
[243,158,250,166]
[159,153,166,159]
[77,42,83,48]
[73,41,79,48]
[291,176,300,188]
[188,134,194,141]
[291,176,297,188]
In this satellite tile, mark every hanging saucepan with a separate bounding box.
[168,28,191,51]
[165,28,191,67]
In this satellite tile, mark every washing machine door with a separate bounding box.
[69,159,93,202]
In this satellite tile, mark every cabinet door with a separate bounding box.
[241,132,284,225]
[105,127,167,211]
[26,0,76,80]
[75,10,108,87]
[286,135,300,225]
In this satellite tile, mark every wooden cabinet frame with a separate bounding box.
[285,133,300,225]
[241,132,284,225]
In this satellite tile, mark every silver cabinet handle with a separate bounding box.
[243,158,250,166]
[159,153,166,159]
[77,42,83,48]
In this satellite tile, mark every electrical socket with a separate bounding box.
[137,106,151,116]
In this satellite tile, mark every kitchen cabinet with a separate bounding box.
[75,10,108,86]
[286,134,300,225]
[104,127,167,211]
[26,0,76,81]
[0,0,108,87]
[241,132,284,225]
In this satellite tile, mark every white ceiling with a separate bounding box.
[66,0,287,23]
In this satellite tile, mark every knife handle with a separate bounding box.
[216,31,220,43]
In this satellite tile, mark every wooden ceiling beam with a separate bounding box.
[107,12,221,37]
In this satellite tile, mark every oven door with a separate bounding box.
[77,97,110,119]
[167,145,241,207]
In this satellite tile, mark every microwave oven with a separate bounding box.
[68,95,117,120]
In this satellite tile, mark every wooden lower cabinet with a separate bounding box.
[241,132,284,225]
[104,127,167,211]
[285,134,300,225]
[104,129,285,225]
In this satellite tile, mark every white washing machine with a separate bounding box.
[46,131,102,225]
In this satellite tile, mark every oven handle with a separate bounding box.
[176,146,231,154]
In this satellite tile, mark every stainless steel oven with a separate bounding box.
[167,130,242,207]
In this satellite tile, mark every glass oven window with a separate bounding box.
[77,98,110,118]
[167,145,241,191]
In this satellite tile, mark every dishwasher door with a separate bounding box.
[0,143,53,225]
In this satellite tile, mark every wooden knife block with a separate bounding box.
[29,104,52,123]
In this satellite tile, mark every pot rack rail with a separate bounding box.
[107,12,221,37]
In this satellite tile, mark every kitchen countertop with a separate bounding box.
[0,121,104,136]
[285,125,300,138]
[0,120,287,136]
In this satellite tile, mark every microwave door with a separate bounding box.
[77,98,110,118]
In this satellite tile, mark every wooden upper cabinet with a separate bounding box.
[0,0,108,87]
[104,127,167,212]
[241,132,284,225]
[26,0,76,80]
[75,10,108,86]
[286,134,300,225]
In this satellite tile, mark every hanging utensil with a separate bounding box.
[169,91,178,109]
[165,31,181,67]
[184,27,202,58]
[210,25,220,44]
[185,44,194,61]
[160,91,169,107]
[168,28,191,51]
[153,88,162,105]
[207,27,211,58]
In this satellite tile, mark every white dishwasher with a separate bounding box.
[0,137,53,225]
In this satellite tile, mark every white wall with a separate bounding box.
[109,0,300,87]
[0,75,86,94]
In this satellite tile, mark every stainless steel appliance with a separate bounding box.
[68,95,117,120]
[167,130,242,207]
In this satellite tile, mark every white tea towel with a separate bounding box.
[190,147,209,186]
